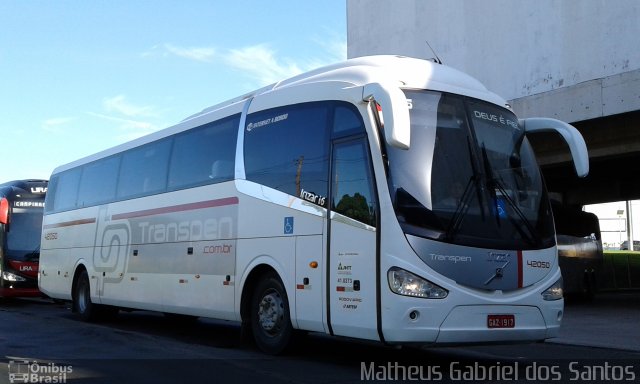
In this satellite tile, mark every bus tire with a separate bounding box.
[250,272,293,355]
[74,269,98,322]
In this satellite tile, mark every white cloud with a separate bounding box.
[103,95,157,118]
[313,31,347,62]
[142,44,215,63]
[224,45,301,85]
[98,95,163,140]
[164,44,215,63]
[142,36,347,87]
[41,117,75,133]
[223,44,305,86]
[87,112,159,142]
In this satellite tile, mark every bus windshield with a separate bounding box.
[6,207,43,261]
[387,90,554,250]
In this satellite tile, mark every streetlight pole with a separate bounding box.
[627,201,634,250]
[617,209,625,248]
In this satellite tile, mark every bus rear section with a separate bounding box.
[552,201,603,299]
[0,180,47,298]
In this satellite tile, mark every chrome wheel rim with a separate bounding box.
[257,289,284,336]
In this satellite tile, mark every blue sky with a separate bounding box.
[0,1,347,182]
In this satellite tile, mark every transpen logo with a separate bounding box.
[135,217,234,243]
[94,223,130,273]
[429,253,471,263]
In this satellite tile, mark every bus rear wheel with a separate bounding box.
[251,272,293,355]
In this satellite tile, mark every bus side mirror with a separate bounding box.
[519,117,589,178]
[363,82,411,149]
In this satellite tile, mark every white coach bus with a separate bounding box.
[39,55,588,354]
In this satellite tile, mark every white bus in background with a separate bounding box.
[39,55,589,354]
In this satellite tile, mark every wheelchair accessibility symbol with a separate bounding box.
[284,217,294,234]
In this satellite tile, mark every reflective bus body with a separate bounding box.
[1,179,47,297]
[553,202,603,299]
[39,56,588,353]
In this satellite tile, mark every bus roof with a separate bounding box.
[186,55,507,121]
[49,55,508,176]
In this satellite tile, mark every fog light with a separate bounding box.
[409,310,420,321]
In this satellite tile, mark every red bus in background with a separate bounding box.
[0,179,47,297]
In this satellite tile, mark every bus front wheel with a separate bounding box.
[74,270,97,321]
[73,269,118,321]
[251,272,293,355]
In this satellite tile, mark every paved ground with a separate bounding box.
[1,291,638,383]
[550,290,640,351]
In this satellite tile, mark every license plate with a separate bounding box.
[487,314,515,328]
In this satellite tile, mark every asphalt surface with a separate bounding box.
[0,290,638,383]
[551,290,640,352]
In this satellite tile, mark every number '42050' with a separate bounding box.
[527,260,550,268]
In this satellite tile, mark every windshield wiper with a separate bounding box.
[480,144,541,246]
[444,175,474,242]
[445,137,486,242]
[492,177,541,246]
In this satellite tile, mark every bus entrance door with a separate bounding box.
[328,138,379,340]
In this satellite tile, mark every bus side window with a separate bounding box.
[332,139,377,227]
[50,168,81,212]
[77,156,120,207]
[244,103,330,204]
[209,160,234,181]
[333,105,365,135]
[330,104,376,226]
[118,138,172,199]
[168,114,239,189]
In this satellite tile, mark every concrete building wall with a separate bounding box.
[347,0,640,122]
[347,0,640,242]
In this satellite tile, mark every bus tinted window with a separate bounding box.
[333,105,365,136]
[332,139,377,226]
[7,207,43,253]
[77,156,120,207]
[168,114,240,189]
[117,138,172,199]
[245,103,330,203]
[51,168,81,211]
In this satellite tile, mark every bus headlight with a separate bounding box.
[2,271,26,282]
[388,267,448,299]
[541,277,563,301]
